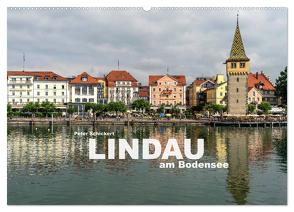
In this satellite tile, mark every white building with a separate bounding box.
[106,70,138,105]
[7,71,69,108]
[69,72,106,104]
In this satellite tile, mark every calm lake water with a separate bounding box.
[7,124,287,205]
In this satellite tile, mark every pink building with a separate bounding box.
[149,74,186,110]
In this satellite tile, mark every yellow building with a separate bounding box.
[204,74,227,105]
[188,78,215,106]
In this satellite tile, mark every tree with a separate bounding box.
[258,102,272,114]
[7,104,13,118]
[275,66,287,106]
[205,104,225,114]
[41,101,56,117]
[67,105,77,118]
[107,101,127,116]
[248,103,256,114]
[157,105,165,114]
[190,104,204,113]
[132,99,150,113]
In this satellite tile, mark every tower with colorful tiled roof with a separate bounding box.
[225,15,249,115]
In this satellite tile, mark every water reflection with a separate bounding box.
[7,125,287,205]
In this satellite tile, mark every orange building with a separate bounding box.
[149,74,186,110]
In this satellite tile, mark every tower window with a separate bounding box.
[231,63,237,69]
[236,88,239,92]
[240,62,245,68]
[236,77,239,82]
[236,99,239,103]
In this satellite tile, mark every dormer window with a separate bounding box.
[82,76,87,81]
[240,62,245,68]
[231,63,237,69]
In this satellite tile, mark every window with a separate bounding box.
[236,88,239,92]
[45,92,48,96]
[27,85,30,89]
[236,99,239,103]
[89,98,94,102]
[154,101,156,105]
[75,98,80,103]
[37,85,40,89]
[62,85,65,89]
[174,88,176,92]
[82,98,87,103]
[236,77,239,82]
[240,62,245,68]
[12,85,15,89]
[174,101,176,105]
[82,86,87,95]
[174,82,177,85]
[231,63,237,69]
[20,99,23,103]
[12,99,15,103]
[20,91,22,96]
[54,99,56,103]
[53,85,56,89]
[220,92,223,96]
[20,85,22,89]
[27,99,29,102]
[82,77,88,81]
[27,91,30,95]
[159,88,161,91]
[62,92,65,96]
[153,88,156,92]
[37,92,40,96]
[75,86,80,95]
[249,97,251,101]
[253,91,256,96]
[54,92,56,96]
[37,99,40,103]
[45,84,48,89]
[89,85,94,95]
[62,99,65,103]
[12,91,15,96]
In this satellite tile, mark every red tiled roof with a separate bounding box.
[70,72,100,84]
[106,70,138,87]
[149,75,186,86]
[248,72,275,91]
[193,79,206,86]
[7,70,67,81]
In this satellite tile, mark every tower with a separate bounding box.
[225,15,250,115]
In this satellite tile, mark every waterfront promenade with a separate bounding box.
[7,116,287,127]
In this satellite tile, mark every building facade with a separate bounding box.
[248,72,277,105]
[225,17,250,115]
[188,78,215,107]
[149,74,186,110]
[7,71,69,108]
[106,70,138,105]
[248,87,262,105]
[205,75,227,105]
[138,85,149,102]
[69,72,105,105]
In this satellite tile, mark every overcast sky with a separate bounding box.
[8,8,287,85]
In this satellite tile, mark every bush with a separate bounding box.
[258,102,272,114]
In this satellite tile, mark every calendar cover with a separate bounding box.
[7,7,287,205]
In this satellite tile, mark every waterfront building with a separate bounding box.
[149,74,186,111]
[106,70,138,105]
[138,84,149,102]
[188,77,215,106]
[69,72,107,107]
[204,74,227,105]
[247,87,262,105]
[7,71,69,108]
[225,17,250,115]
[248,72,277,105]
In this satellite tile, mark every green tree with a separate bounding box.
[67,105,77,118]
[107,101,127,116]
[157,105,165,114]
[248,103,256,114]
[41,101,56,117]
[7,104,13,118]
[132,99,150,113]
[258,102,272,114]
[205,104,225,114]
[275,66,287,105]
